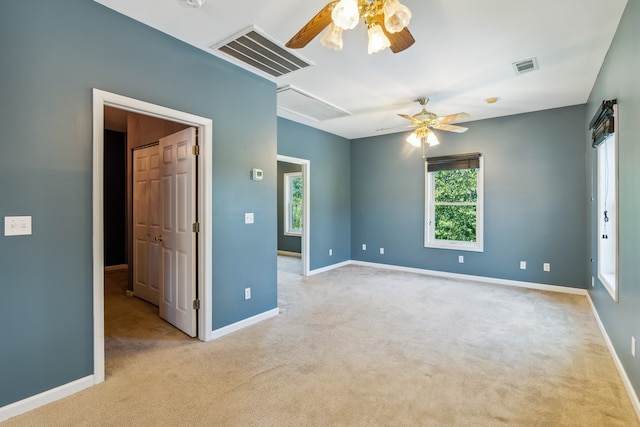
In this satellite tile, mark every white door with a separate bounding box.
[158,128,197,337]
[132,145,161,305]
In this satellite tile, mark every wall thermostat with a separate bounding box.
[252,168,264,181]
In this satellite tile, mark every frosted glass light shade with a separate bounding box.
[332,0,359,30]
[426,131,440,146]
[383,0,412,33]
[320,22,344,51]
[406,131,421,147]
[367,24,391,54]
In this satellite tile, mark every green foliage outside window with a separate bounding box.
[289,176,303,232]
[433,169,478,242]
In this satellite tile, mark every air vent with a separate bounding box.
[512,57,539,75]
[211,27,311,78]
[277,86,351,122]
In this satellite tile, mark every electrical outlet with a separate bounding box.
[329,249,333,256]
[543,263,550,272]
[591,276,595,287]
[362,244,366,251]
[380,248,384,255]
[520,261,526,270]
[458,255,464,263]
[632,336,636,358]
[244,212,254,224]
[244,287,251,300]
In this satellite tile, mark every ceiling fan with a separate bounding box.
[286,0,415,54]
[388,97,470,154]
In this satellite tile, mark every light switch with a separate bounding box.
[244,212,254,224]
[5,216,32,236]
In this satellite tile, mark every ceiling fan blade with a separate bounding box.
[286,1,339,49]
[397,113,420,126]
[434,123,468,133]
[376,124,415,132]
[437,112,470,124]
[370,14,415,53]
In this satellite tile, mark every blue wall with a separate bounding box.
[0,0,277,407]
[586,0,640,399]
[277,118,351,270]
[351,106,588,288]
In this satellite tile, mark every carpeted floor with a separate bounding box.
[4,257,639,426]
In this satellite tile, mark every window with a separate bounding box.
[284,172,303,235]
[425,153,484,252]
[596,122,618,301]
[591,100,618,301]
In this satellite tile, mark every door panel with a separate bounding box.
[158,128,197,337]
[132,145,160,305]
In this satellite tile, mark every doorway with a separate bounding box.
[276,155,310,276]
[93,89,214,385]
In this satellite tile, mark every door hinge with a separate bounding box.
[192,145,200,156]
[193,299,201,310]
[192,222,200,233]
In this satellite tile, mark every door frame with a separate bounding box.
[277,155,310,276]
[92,89,214,384]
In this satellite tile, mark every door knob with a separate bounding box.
[154,235,163,242]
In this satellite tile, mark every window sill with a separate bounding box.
[424,240,483,253]
[284,231,302,237]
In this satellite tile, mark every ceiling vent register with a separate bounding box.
[512,57,539,75]
[212,27,311,78]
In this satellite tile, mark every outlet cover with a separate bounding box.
[458,255,464,263]
[632,336,636,357]
[362,244,366,251]
[244,212,254,224]
[4,216,32,236]
[380,248,384,255]
[520,261,526,270]
[543,263,550,272]
[329,249,333,256]
[244,287,251,300]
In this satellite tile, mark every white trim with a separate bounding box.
[104,264,127,271]
[586,293,640,420]
[277,250,302,258]
[277,155,310,276]
[209,308,280,340]
[308,260,352,276]
[0,375,94,422]
[93,89,215,388]
[349,260,587,295]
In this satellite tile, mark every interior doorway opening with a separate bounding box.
[93,89,214,385]
[276,155,310,276]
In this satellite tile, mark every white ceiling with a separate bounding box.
[95,0,628,139]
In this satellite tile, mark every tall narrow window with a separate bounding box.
[597,134,617,297]
[284,172,303,235]
[591,100,618,301]
[425,153,484,252]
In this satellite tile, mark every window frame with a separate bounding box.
[284,171,303,236]
[424,155,484,252]
[595,109,618,302]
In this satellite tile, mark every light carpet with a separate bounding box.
[4,257,639,426]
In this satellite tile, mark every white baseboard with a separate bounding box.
[349,260,587,295]
[277,250,302,258]
[586,294,640,420]
[208,308,279,341]
[308,260,352,276]
[104,264,127,271]
[0,375,94,423]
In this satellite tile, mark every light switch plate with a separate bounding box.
[244,212,254,224]
[5,216,32,236]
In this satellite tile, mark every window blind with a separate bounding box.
[589,99,616,148]
[426,152,481,172]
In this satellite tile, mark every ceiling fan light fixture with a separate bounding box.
[383,0,412,33]
[320,22,344,51]
[332,0,360,30]
[367,23,391,54]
